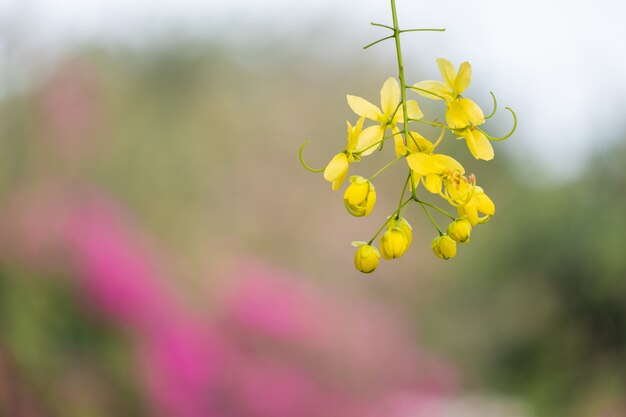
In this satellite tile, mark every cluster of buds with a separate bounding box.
[299,8,516,274]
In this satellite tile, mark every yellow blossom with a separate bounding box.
[447,217,472,243]
[453,126,494,161]
[343,176,376,217]
[323,117,365,190]
[413,58,484,129]
[457,186,495,225]
[347,78,423,157]
[388,216,412,247]
[431,235,457,260]
[380,227,409,260]
[354,244,380,273]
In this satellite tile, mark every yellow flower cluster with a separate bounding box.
[299,8,516,274]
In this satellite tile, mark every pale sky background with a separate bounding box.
[2,0,626,180]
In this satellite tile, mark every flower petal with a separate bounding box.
[454,62,472,94]
[357,125,384,156]
[380,77,401,117]
[424,174,442,194]
[324,152,349,184]
[436,58,457,90]
[394,100,424,124]
[466,129,494,161]
[459,97,485,126]
[407,131,434,154]
[392,127,407,157]
[445,99,470,129]
[412,80,451,101]
[407,152,444,176]
[347,95,382,121]
[432,154,465,173]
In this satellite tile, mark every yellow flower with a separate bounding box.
[323,117,365,190]
[457,186,495,225]
[388,216,412,247]
[447,217,472,243]
[431,235,457,260]
[453,126,494,161]
[405,134,465,194]
[380,227,410,260]
[343,176,376,217]
[347,78,423,157]
[413,58,484,129]
[354,244,380,273]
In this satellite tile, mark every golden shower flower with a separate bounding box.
[453,126,494,161]
[413,58,484,129]
[447,217,472,243]
[405,136,465,195]
[347,77,423,157]
[380,227,410,260]
[354,243,381,273]
[431,234,457,260]
[323,117,366,190]
[343,176,376,217]
[388,216,412,247]
[457,186,495,225]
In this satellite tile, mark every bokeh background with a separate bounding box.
[1,1,626,416]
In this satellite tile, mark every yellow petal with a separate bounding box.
[466,129,494,161]
[436,58,457,90]
[424,174,442,194]
[412,80,452,101]
[458,205,479,226]
[459,97,485,126]
[392,127,407,157]
[454,62,472,94]
[407,153,444,176]
[347,95,382,121]
[357,125,384,157]
[407,131,434,154]
[324,152,349,184]
[432,154,465,173]
[394,100,424,124]
[474,187,495,215]
[346,116,365,151]
[446,99,470,129]
[380,77,400,117]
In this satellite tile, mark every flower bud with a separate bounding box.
[343,176,376,217]
[388,216,412,247]
[380,228,409,260]
[354,244,380,273]
[431,235,457,260]
[447,217,472,243]
[323,152,349,191]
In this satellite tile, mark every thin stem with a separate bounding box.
[400,28,446,33]
[299,141,325,172]
[356,130,404,155]
[484,91,498,119]
[476,106,518,141]
[397,173,411,215]
[415,198,455,219]
[363,35,395,50]
[390,0,409,147]
[368,198,412,245]
[369,157,404,180]
[417,199,443,234]
[370,22,395,31]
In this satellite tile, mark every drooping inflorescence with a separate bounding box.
[299,0,516,274]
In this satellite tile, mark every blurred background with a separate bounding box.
[1,1,625,416]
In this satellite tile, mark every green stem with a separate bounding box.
[397,173,411,215]
[418,199,443,234]
[415,198,455,219]
[390,0,409,146]
[369,157,404,180]
[368,197,412,245]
